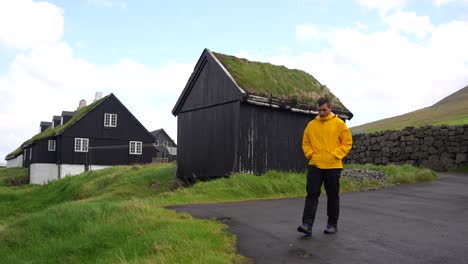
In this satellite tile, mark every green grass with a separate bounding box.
[5,96,107,159]
[213,52,348,112]
[0,164,175,222]
[351,85,468,132]
[433,116,468,126]
[0,163,436,263]
[0,168,28,185]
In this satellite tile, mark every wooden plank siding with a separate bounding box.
[59,136,154,165]
[237,103,310,174]
[30,138,57,164]
[177,101,239,180]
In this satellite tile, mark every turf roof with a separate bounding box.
[212,52,349,112]
[5,96,108,160]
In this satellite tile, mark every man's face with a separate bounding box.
[318,103,331,118]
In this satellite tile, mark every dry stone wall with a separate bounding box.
[345,125,468,171]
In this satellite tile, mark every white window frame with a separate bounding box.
[29,147,32,160]
[60,116,64,126]
[163,141,168,147]
[48,140,56,151]
[129,141,142,155]
[75,138,89,152]
[154,140,159,146]
[104,113,118,127]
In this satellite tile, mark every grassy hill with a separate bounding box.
[0,163,435,263]
[352,85,468,132]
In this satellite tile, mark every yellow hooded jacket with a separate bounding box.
[302,113,353,169]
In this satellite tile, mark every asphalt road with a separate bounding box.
[169,173,468,264]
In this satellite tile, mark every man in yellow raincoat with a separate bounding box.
[297,97,353,235]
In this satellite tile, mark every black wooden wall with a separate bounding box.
[53,116,61,127]
[177,101,239,179]
[30,138,57,164]
[237,103,312,174]
[23,148,30,168]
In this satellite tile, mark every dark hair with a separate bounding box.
[317,97,331,107]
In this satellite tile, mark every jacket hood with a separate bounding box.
[315,112,336,122]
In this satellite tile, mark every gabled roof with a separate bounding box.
[150,129,163,137]
[5,96,108,160]
[172,48,353,119]
[150,128,176,146]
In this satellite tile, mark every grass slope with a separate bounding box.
[352,85,468,132]
[0,163,436,263]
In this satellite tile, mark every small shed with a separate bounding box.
[172,49,353,180]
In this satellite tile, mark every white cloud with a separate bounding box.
[356,0,407,14]
[0,0,192,160]
[283,20,468,127]
[0,0,64,50]
[434,0,452,5]
[383,11,434,38]
[296,24,326,41]
[87,0,126,8]
[0,44,193,160]
[434,0,468,6]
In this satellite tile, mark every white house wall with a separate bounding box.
[89,165,111,171]
[29,163,114,185]
[60,164,85,177]
[30,163,58,185]
[6,155,23,168]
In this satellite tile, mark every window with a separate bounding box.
[163,141,168,147]
[29,147,32,160]
[75,138,89,152]
[48,140,56,151]
[129,141,142,155]
[104,113,117,127]
[154,140,159,146]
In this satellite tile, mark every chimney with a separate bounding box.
[94,92,103,102]
[77,99,87,110]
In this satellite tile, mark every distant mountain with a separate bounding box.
[351,85,468,132]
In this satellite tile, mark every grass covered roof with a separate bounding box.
[212,52,349,112]
[5,96,108,160]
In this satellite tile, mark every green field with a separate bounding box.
[0,163,436,263]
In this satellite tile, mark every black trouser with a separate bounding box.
[302,165,342,227]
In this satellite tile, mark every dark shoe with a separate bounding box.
[297,223,312,235]
[324,224,337,234]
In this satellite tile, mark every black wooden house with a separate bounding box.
[5,93,156,184]
[172,49,353,180]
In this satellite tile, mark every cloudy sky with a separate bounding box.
[1,0,468,164]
